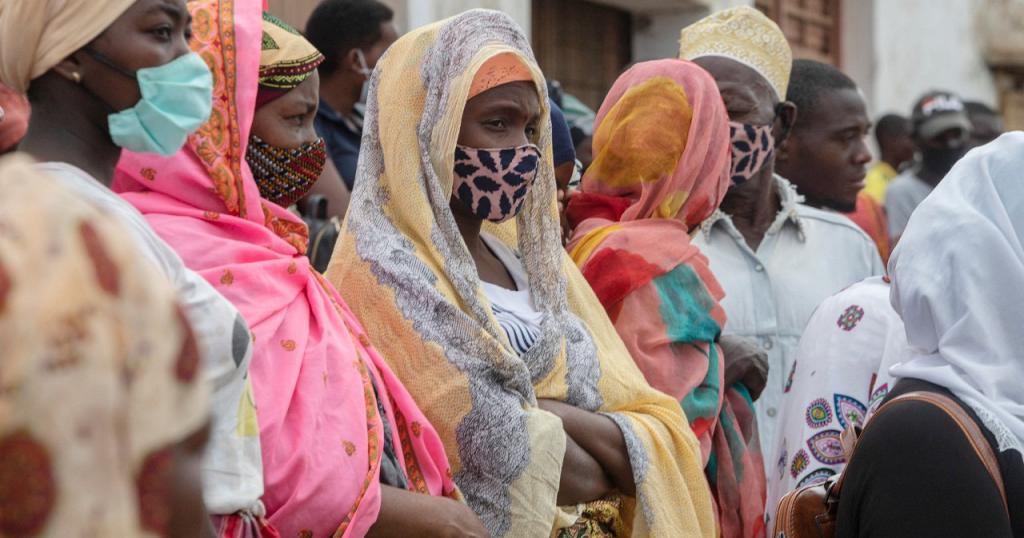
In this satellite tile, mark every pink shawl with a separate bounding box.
[112,1,455,536]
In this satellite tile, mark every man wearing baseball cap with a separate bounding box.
[885,91,972,240]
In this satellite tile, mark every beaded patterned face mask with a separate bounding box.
[246,135,327,207]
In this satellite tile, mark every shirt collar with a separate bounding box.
[699,175,805,241]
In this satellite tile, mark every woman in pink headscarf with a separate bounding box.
[113,1,483,536]
[567,59,767,537]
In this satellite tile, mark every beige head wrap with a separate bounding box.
[0,0,136,93]
[679,6,792,100]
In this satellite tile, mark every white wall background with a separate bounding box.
[381,0,1002,122]
[633,7,709,61]
[867,0,997,116]
[398,0,530,34]
[631,0,764,62]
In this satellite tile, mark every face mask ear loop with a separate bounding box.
[353,48,373,80]
[82,47,138,80]
[73,47,130,115]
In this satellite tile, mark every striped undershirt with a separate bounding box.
[480,233,543,357]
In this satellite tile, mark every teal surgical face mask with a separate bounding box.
[86,49,213,155]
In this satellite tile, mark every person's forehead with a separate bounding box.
[379,21,399,44]
[806,87,867,127]
[693,56,775,103]
[264,79,319,115]
[105,0,189,36]
[291,73,320,102]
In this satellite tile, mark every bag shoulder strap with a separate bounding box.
[309,216,341,260]
[831,390,1008,515]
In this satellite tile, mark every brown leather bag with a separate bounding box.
[771,390,1009,538]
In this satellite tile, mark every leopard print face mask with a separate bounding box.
[729,121,775,186]
[452,143,541,222]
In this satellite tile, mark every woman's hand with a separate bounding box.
[538,399,636,497]
[539,399,613,504]
[558,188,573,246]
[368,485,488,538]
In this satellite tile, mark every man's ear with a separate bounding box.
[774,100,798,145]
[343,48,362,76]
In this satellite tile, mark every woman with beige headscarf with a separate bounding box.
[0,1,271,533]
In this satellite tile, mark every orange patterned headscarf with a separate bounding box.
[468,52,533,100]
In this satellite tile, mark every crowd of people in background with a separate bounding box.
[0,0,1019,537]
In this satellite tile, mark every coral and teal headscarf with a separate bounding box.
[567,59,766,538]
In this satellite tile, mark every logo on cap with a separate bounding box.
[921,94,964,116]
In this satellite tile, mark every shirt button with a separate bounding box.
[767,407,777,417]
[754,264,765,272]
[763,338,774,350]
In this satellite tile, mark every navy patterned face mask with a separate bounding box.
[452,143,541,223]
[728,122,775,186]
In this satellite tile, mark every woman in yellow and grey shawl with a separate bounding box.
[327,9,716,537]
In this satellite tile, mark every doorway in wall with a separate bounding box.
[756,0,842,66]
[531,0,632,110]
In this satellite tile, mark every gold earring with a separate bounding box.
[71,72,82,84]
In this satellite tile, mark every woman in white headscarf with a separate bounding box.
[835,133,1023,537]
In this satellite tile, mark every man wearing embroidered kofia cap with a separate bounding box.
[679,6,884,471]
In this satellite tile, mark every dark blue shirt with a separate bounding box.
[315,99,362,190]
